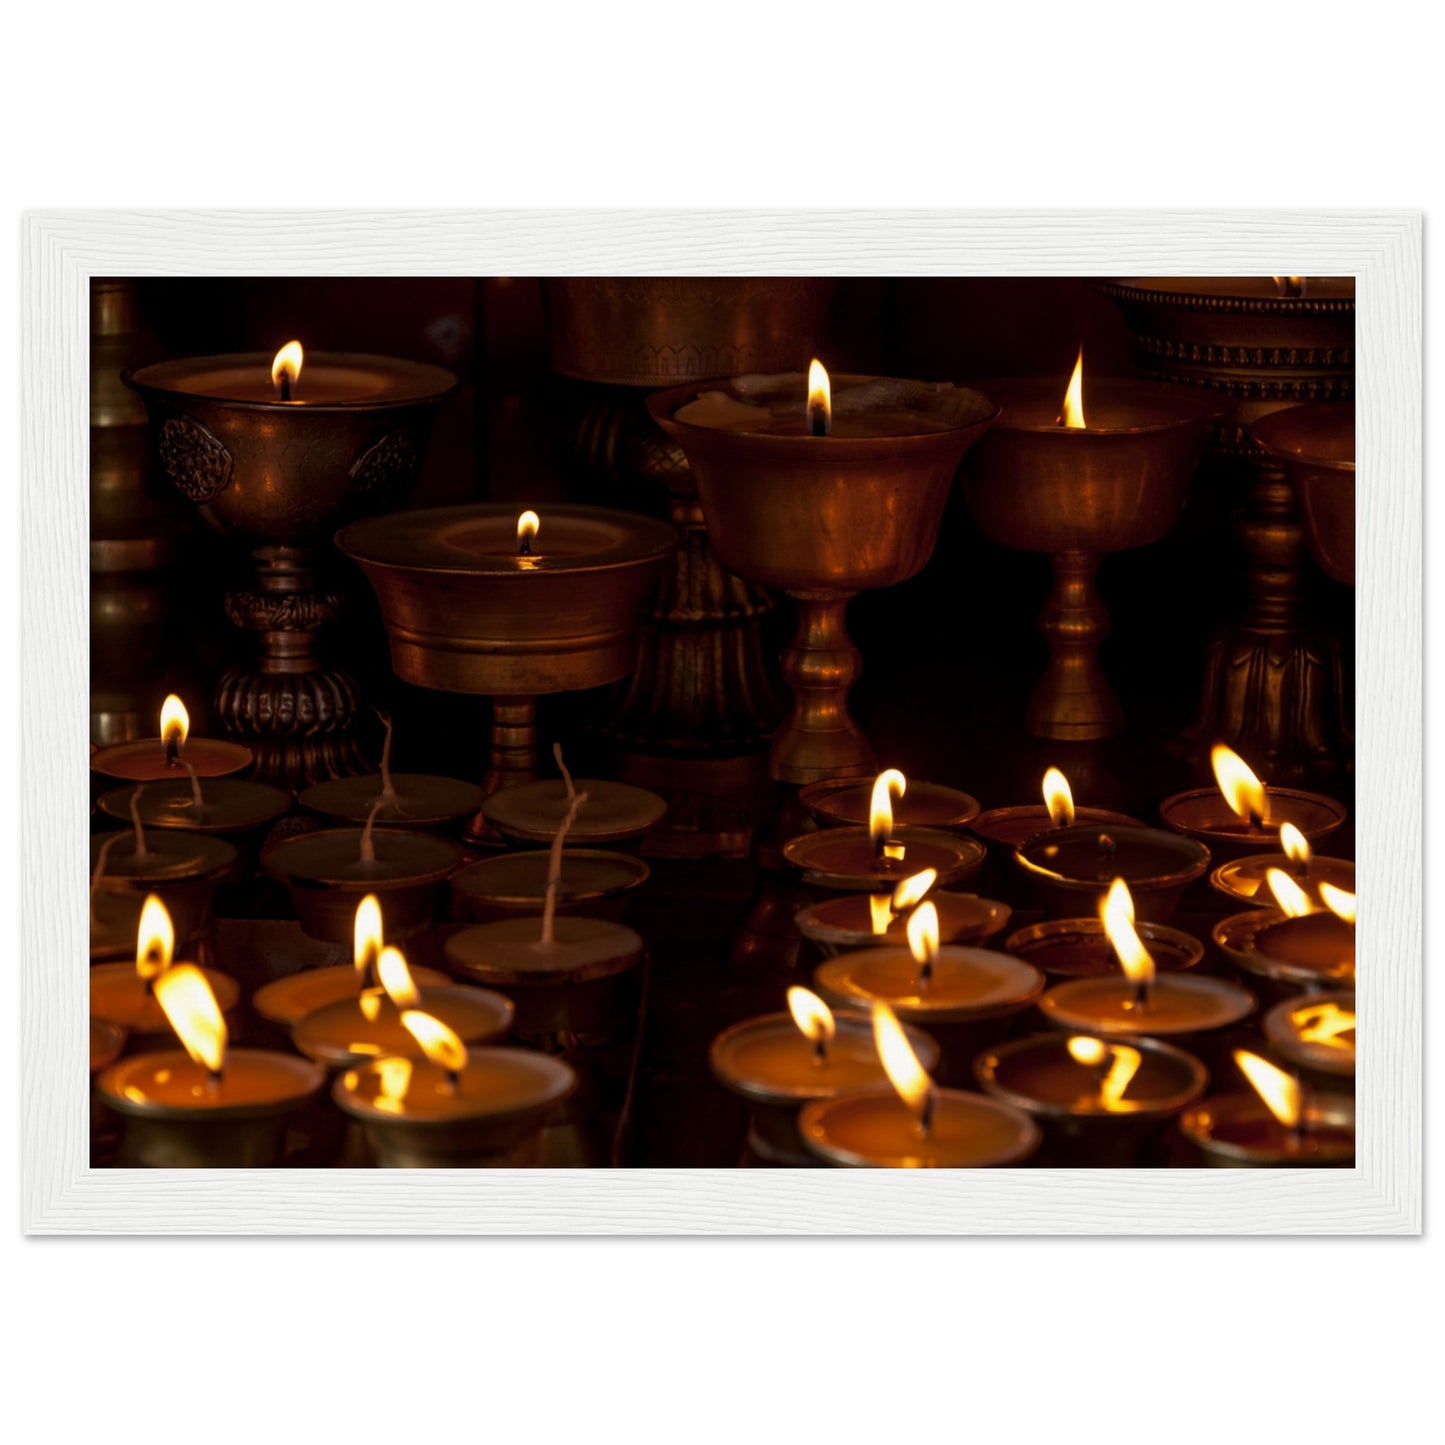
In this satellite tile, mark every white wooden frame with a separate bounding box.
[21,210,1420,1234]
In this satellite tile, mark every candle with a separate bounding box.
[710,989,941,1166]
[90,894,241,1040]
[251,893,451,1030]
[96,962,325,1167]
[481,777,666,848]
[98,776,291,840]
[333,1018,578,1168]
[1002,915,1203,979]
[1037,879,1255,1041]
[799,775,981,831]
[975,1032,1208,1166]
[1159,743,1347,858]
[262,825,464,943]
[968,767,1140,850]
[1014,823,1209,921]
[797,887,1012,958]
[1213,875,1356,992]
[91,694,254,783]
[450,847,650,924]
[1179,1049,1355,1167]
[797,1003,1040,1168]
[1262,990,1355,1084]
[1209,820,1355,909]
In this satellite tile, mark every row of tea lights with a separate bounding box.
[713,750,1355,1167]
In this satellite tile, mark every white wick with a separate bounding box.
[359,797,385,863]
[540,790,588,947]
[182,759,204,813]
[376,709,396,801]
[89,833,122,928]
[128,786,149,858]
[553,741,576,802]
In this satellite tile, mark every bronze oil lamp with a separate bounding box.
[335,503,682,846]
[543,278,838,859]
[124,345,457,787]
[648,367,998,786]
[1252,401,1355,586]
[1098,276,1355,777]
[962,358,1226,740]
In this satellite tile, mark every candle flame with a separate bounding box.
[868,895,894,934]
[153,963,228,1075]
[159,695,189,749]
[271,340,303,389]
[1320,882,1356,924]
[1042,767,1075,827]
[136,894,174,983]
[787,986,836,1048]
[517,510,540,550]
[400,1010,468,1074]
[1273,276,1307,298]
[1234,1049,1302,1129]
[807,358,831,435]
[373,1056,413,1114]
[353,894,383,990]
[891,868,937,913]
[1058,346,1086,428]
[872,1002,933,1119]
[1293,1000,1356,1048]
[906,901,940,975]
[868,769,907,852]
[1266,867,1315,919]
[1067,1036,1141,1110]
[1102,877,1155,993]
[1211,743,1267,825]
[376,945,422,1009]
[1280,822,1311,866]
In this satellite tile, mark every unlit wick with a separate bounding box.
[552,741,576,802]
[182,759,204,813]
[376,709,397,801]
[128,786,149,858]
[359,798,385,864]
[539,791,589,947]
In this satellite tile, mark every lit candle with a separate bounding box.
[91,694,254,783]
[90,894,240,1041]
[1038,878,1255,1041]
[332,1010,577,1167]
[1159,743,1347,859]
[969,767,1140,851]
[1210,819,1356,910]
[1002,912,1203,980]
[98,774,291,840]
[797,1003,1040,1168]
[1262,990,1355,1085]
[96,961,325,1167]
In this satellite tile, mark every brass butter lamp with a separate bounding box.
[124,344,457,786]
[336,503,682,844]
[963,357,1226,740]
[648,366,998,784]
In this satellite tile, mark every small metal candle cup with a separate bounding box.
[1004,916,1203,979]
[975,1033,1209,1167]
[98,779,292,858]
[710,1007,940,1167]
[962,374,1226,739]
[252,964,452,1031]
[445,916,645,1046]
[292,986,514,1071]
[450,848,650,924]
[1038,975,1256,1049]
[1211,854,1355,910]
[1013,824,1210,922]
[1252,401,1355,586]
[300,773,487,833]
[799,777,981,831]
[783,827,985,896]
[1179,1091,1355,1167]
[797,890,1012,961]
[92,737,252,784]
[1159,787,1346,862]
[99,1048,326,1167]
[262,828,464,943]
[90,964,242,1045]
[89,829,237,953]
[1263,990,1355,1092]
[1212,908,1355,998]
[337,503,682,844]
[969,802,1140,899]
[481,778,667,851]
[814,946,1044,1085]
[649,372,998,784]
[334,1047,577,1168]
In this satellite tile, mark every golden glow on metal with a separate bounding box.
[1292,1000,1355,1048]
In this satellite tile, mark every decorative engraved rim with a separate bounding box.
[1097,279,1355,318]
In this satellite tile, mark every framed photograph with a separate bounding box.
[21,209,1420,1233]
